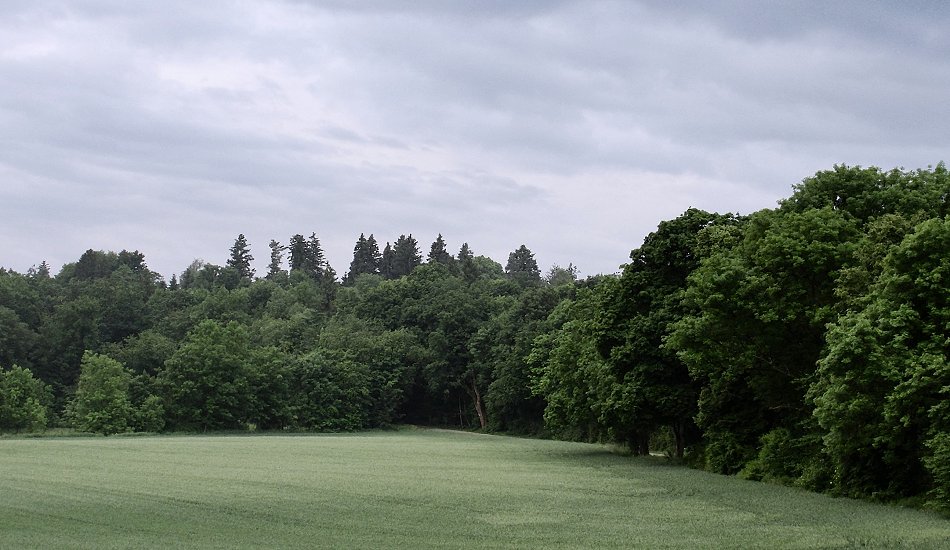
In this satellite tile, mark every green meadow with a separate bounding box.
[1,430,948,549]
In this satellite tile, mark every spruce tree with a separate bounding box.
[227,234,255,279]
[458,242,476,281]
[391,234,422,278]
[427,234,453,266]
[288,233,325,280]
[344,233,382,284]
[288,234,307,273]
[505,244,541,286]
[267,239,286,280]
[381,242,395,279]
[305,233,326,277]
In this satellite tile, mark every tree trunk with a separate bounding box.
[673,422,685,460]
[471,377,487,430]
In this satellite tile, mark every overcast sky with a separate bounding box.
[2,1,948,279]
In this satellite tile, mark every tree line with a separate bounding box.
[1,164,948,513]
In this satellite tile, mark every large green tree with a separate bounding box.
[390,234,422,279]
[597,209,739,457]
[66,352,134,435]
[0,365,51,433]
[811,217,950,503]
[158,320,253,430]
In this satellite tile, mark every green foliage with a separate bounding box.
[924,432,950,513]
[288,232,327,281]
[0,365,51,433]
[530,282,614,443]
[66,352,134,435]
[670,206,858,472]
[505,244,541,286]
[158,320,253,431]
[133,394,166,433]
[226,233,255,280]
[812,217,950,499]
[390,234,422,278]
[596,208,736,456]
[344,233,382,284]
[427,233,454,267]
[290,350,371,431]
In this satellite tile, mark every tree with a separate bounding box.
[380,243,395,279]
[811,217,950,501]
[158,320,252,431]
[290,350,372,431]
[457,243,477,282]
[66,352,134,435]
[289,233,326,281]
[427,234,453,266]
[306,233,327,278]
[288,234,307,273]
[669,207,857,473]
[391,234,422,278]
[478,285,566,433]
[545,264,578,287]
[227,234,255,280]
[505,245,541,286]
[530,281,615,443]
[345,233,382,285]
[0,365,51,433]
[596,209,737,457]
[266,239,287,281]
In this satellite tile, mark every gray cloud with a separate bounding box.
[1,1,949,279]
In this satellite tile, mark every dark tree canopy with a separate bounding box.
[505,245,541,286]
[345,233,382,285]
[427,234,453,267]
[288,233,326,281]
[390,234,422,279]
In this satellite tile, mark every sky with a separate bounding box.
[2,1,949,280]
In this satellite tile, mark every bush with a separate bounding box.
[741,428,816,484]
[133,395,165,433]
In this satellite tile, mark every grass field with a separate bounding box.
[1,429,948,549]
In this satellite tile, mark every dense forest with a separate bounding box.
[1,164,948,512]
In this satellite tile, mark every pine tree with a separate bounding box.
[305,233,326,277]
[288,234,307,273]
[288,232,325,280]
[391,234,422,278]
[344,233,382,284]
[267,239,286,280]
[457,243,476,281]
[381,242,395,279]
[427,234,453,266]
[227,234,255,279]
[505,244,541,286]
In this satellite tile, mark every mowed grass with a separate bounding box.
[1,430,948,549]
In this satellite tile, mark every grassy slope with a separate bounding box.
[1,430,948,549]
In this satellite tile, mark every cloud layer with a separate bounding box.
[2,1,948,278]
